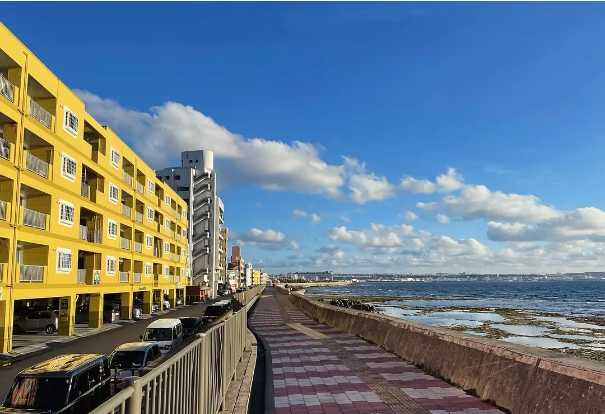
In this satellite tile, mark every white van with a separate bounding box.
[142,319,183,353]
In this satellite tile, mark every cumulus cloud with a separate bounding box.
[292,209,321,224]
[401,168,463,194]
[317,245,346,259]
[436,214,450,224]
[343,157,396,204]
[403,211,418,221]
[237,228,297,250]
[329,223,419,251]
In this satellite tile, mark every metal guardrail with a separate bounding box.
[22,207,47,230]
[135,211,143,224]
[25,151,49,178]
[121,237,131,250]
[77,269,87,284]
[91,286,263,414]
[0,137,10,160]
[123,171,133,186]
[0,73,15,103]
[134,241,142,253]
[81,181,91,199]
[136,182,144,194]
[134,273,142,283]
[120,272,129,283]
[29,97,52,129]
[0,200,6,220]
[19,264,44,282]
[122,204,132,218]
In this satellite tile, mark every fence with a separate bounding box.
[91,285,263,414]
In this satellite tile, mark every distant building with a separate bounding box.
[158,150,227,298]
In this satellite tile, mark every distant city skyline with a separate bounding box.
[5,3,605,273]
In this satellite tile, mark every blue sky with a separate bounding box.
[6,3,605,273]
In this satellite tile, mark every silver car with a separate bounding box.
[13,309,59,334]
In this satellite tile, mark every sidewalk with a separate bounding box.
[249,289,504,414]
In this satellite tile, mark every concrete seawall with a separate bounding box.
[286,289,605,414]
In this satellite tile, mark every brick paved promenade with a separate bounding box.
[249,288,504,414]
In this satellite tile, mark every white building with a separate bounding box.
[158,150,227,298]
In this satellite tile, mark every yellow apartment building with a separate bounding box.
[0,23,190,353]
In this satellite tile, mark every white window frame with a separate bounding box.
[63,106,79,137]
[110,147,121,169]
[108,183,119,204]
[58,200,75,227]
[56,248,72,273]
[108,219,118,240]
[164,195,171,205]
[145,235,153,249]
[106,256,116,275]
[164,218,170,228]
[144,262,153,275]
[164,242,170,253]
[147,207,154,221]
[147,179,155,194]
[60,153,77,182]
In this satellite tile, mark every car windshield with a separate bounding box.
[110,351,146,369]
[4,376,70,410]
[144,328,173,341]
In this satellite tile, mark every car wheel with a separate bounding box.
[45,324,56,334]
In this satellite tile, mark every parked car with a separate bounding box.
[142,319,183,353]
[13,310,58,334]
[179,317,203,338]
[201,300,233,327]
[103,302,120,323]
[0,354,111,413]
[109,342,162,384]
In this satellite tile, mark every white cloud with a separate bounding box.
[329,223,418,250]
[292,209,321,223]
[238,228,297,250]
[435,168,464,192]
[418,184,560,224]
[436,214,450,224]
[348,173,396,204]
[403,211,418,221]
[400,168,463,194]
[400,176,437,193]
[487,207,605,242]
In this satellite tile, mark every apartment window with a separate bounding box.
[108,183,119,204]
[58,200,74,226]
[182,229,187,238]
[164,218,170,228]
[63,106,79,137]
[144,263,153,275]
[145,235,153,248]
[147,207,154,221]
[164,195,170,204]
[106,256,116,275]
[56,248,72,273]
[147,180,155,193]
[61,153,77,181]
[110,148,121,168]
[164,242,170,253]
[108,219,118,240]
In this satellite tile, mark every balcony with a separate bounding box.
[0,73,15,103]
[29,97,52,129]
[22,207,48,230]
[121,204,131,218]
[77,269,86,284]
[120,237,130,250]
[0,137,10,160]
[135,211,143,224]
[25,151,49,178]
[134,273,142,283]
[134,241,142,253]
[119,271,129,283]
[136,181,144,194]
[80,182,91,199]
[19,264,44,283]
[79,225,102,243]
[123,171,133,187]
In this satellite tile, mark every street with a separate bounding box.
[0,301,212,399]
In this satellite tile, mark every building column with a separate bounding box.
[120,292,133,320]
[0,299,14,353]
[88,294,103,328]
[181,288,186,306]
[155,289,164,311]
[58,295,76,336]
[143,290,153,314]
[168,288,177,308]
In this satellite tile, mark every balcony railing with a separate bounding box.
[134,273,142,283]
[120,237,130,250]
[81,181,91,199]
[120,272,129,283]
[135,211,143,224]
[154,247,162,258]
[19,264,44,283]
[77,269,86,284]
[79,225,102,243]
[0,137,10,160]
[134,241,142,253]
[121,204,131,218]
[25,151,49,178]
[22,207,48,230]
[0,73,15,103]
[136,182,144,194]
[29,97,52,129]
[0,200,7,220]
[123,171,133,186]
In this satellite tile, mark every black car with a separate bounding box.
[0,354,111,413]
[179,317,203,338]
